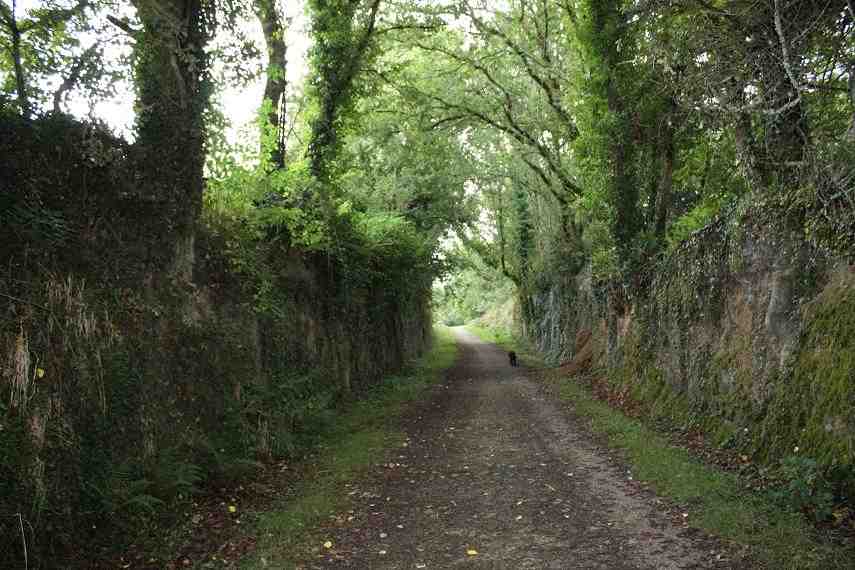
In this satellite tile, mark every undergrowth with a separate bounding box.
[239,326,457,568]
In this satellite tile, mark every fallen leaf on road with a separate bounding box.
[323,541,333,549]
[466,548,478,556]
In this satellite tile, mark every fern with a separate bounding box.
[149,447,202,501]
[84,461,163,521]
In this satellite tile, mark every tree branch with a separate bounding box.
[52,41,101,113]
[375,22,443,35]
[772,0,802,102]
[107,15,139,37]
[19,0,89,34]
[412,40,583,197]
[464,3,578,137]
[5,0,30,117]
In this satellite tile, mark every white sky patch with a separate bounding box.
[217,0,312,145]
[14,0,312,144]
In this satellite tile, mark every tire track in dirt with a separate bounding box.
[300,328,746,569]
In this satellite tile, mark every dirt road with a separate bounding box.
[302,328,744,569]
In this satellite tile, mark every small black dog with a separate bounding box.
[508,351,518,367]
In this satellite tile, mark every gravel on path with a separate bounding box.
[302,328,746,569]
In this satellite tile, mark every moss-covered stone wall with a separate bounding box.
[524,204,854,478]
[0,114,431,567]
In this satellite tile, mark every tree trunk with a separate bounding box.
[654,99,676,241]
[255,0,288,169]
[846,61,855,141]
[307,0,381,183]
[513,185,531,284]
[762,75,809,188]
[131,0,211,275]
[6,8,31,118]
[587,0,641,275]
[729,77,768,192]
[759,1,811,190]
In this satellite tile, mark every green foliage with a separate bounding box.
[571,0,644,274]
[243,371,340,457]
[305,0,382,183]
[84,460,165,521]
[771,456,835,523]
[666,194,731,249]
[147,447,203,503]
[83,446,202,532]
[0,0,125,117]
[433,250,516,326]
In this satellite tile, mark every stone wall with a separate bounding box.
[0,115,432,566]
[523,207,854,469]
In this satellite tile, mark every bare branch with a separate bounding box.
[375,22,443,35]
[772,0,802,102]
[429,114,467,129]
[52,41,101,113]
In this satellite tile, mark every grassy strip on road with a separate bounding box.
[464,324,851,570]
[239,326,457,569]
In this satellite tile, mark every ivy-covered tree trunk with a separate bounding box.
[512,185,532,285]
[255,0,288,169]
[131,0,211,275]
[653,96,677,242]
[584,0,641,276]
[306,0,381,184]
[758,10,809,192]
[0,3,32,118]
[728,1,826,195]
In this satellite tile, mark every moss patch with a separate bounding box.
[761,268,855,469]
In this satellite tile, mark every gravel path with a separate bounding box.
[301,328,744,569]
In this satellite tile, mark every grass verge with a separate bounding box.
[239,326,457,569]
[548,373,851,570]
[466,321,850,568]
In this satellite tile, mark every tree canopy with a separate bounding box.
[2,0,853,286]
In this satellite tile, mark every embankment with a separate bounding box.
[0,114,430,565]
[523,204,854,475]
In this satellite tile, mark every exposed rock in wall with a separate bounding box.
[525,269,599,364]
[523,207,854,470]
